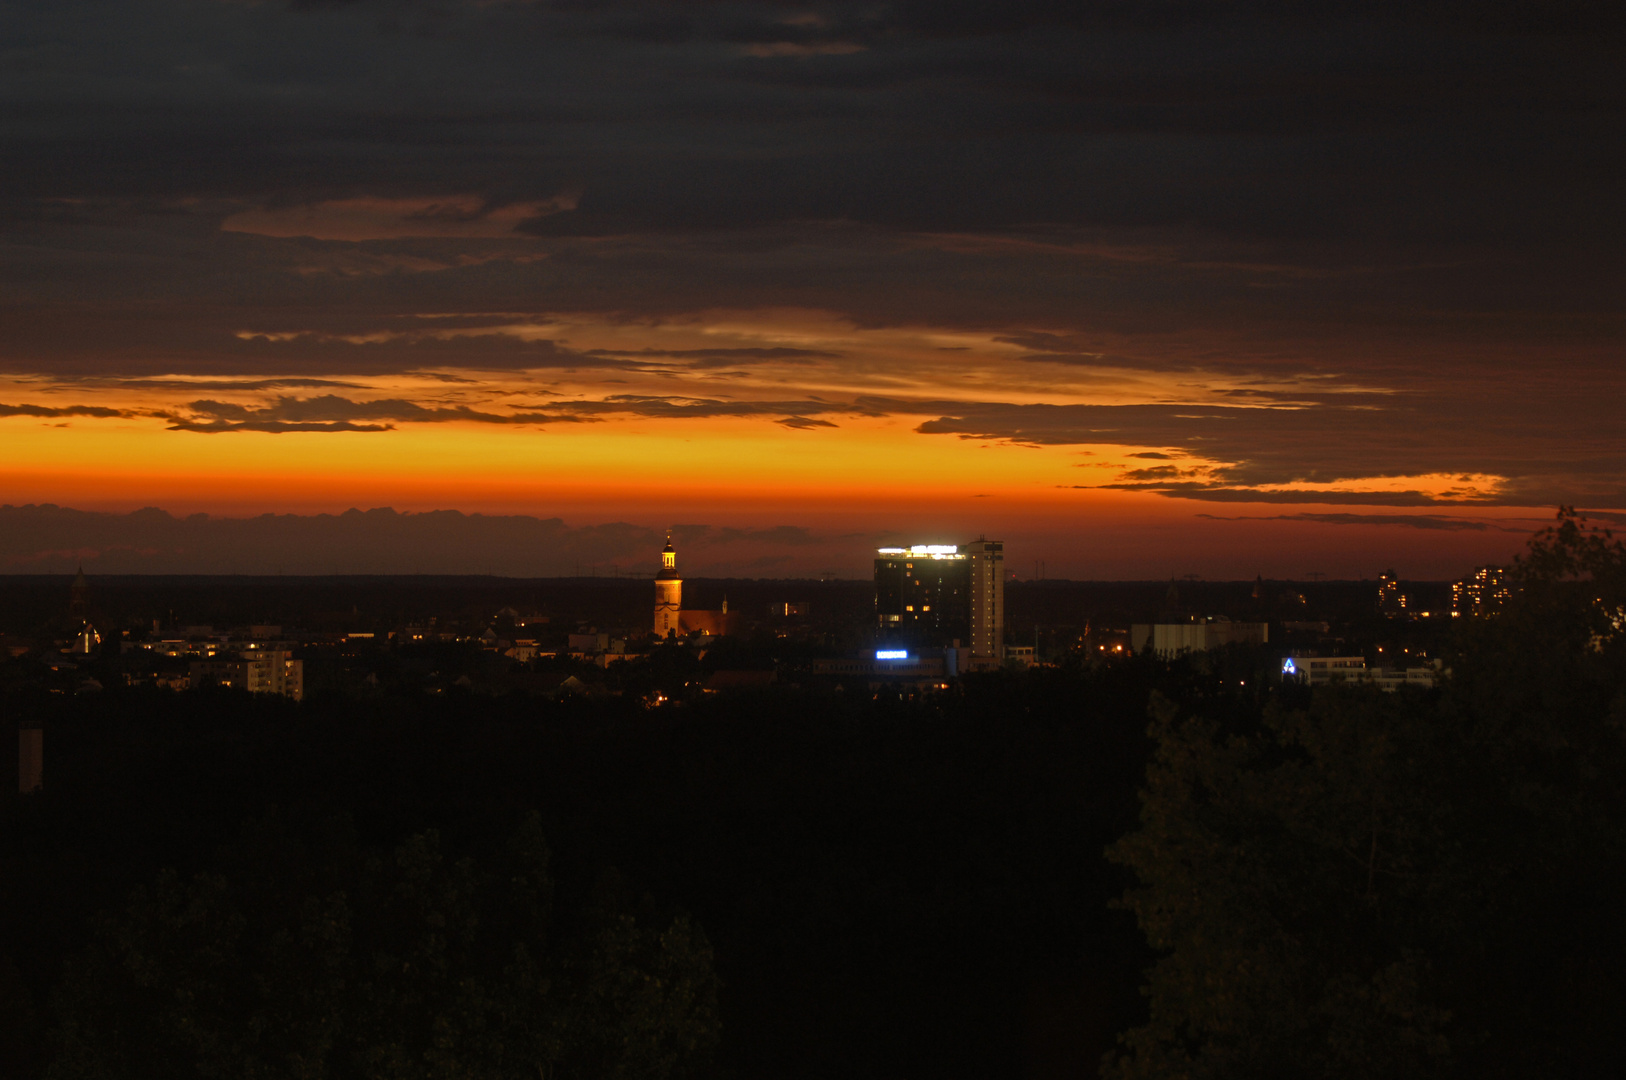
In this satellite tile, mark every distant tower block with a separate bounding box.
[19,723,42,795]
[1378,569,1407,617]
[965,538,1005,659]
[653,535,683,638]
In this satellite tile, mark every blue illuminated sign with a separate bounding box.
[875,650,909,660]
[1281,657,1298,676]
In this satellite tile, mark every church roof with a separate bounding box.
[657,534,681,581]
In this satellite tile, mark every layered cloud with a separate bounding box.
[162,395,593,433]
[0,0,1621,568]
[6,358,1623,506]
[0,403,131,419]
[221,195,581,241]
[913,394,1626,506]
[1195,514,1533,533]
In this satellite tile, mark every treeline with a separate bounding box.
[1,652,1198,1079]
[1108,510,1626,1077]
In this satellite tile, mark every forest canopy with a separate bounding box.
[47,812,719,1080]
[1109,510,1626,1078]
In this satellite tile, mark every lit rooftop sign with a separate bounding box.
[875,650,909,660]
[876,544,963,557]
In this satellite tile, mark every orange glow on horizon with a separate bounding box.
[0,306,1566,578]
[1,409,1155,511]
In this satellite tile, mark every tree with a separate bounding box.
[1107,509,1626,1078]
[48,813,719,1080]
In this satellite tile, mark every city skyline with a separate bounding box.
[0,500,1554,579]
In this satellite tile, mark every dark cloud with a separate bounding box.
[163,419,396,434]
[141,390,868,434]
[225,333,609,373]
[0,504,661,575]
[101,378,366,392]
[1195,512,1527,532]
[914,396,1626,506]
[991,333,1125,368]
[776,415,838,429]
[4,0,1621,245]
[0,0,1620,516]
[156,394,595,432]
[0,504,835,575]
[587,347,842,368]
[554,394,870,421]
[0,290,620,377]
[710,525,820,546]
[664,522,823,549]
[0,403,131,419]
[1117,465,1199,482]
[1079,484,1457,507]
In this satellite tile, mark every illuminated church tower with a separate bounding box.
[653,535,682,638]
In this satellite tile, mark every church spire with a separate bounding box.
[653,533,682,637]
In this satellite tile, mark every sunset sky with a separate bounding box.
[3,0,1623,577]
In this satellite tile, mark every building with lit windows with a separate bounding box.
[1282,655,1441,691]
[1378,570,1408,617]
[1452,565,1512,618]
[244,648,304,700]
[964,538,1004,659]
[874,540,1005,661]
[875,544,970,645]
[188,649,304,700]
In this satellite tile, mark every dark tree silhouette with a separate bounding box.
[1107,509,1626,1078]
[47,813,719,1080]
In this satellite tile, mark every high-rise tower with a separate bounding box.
[653,535,683,638]
[874,544,970,644]
[874,538,1004,657]
[1378,569,1407,617]
[1452,565,1511,618]
[964,538,1004,659]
